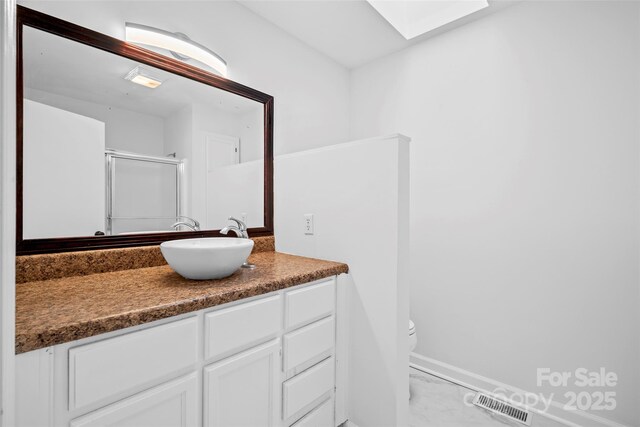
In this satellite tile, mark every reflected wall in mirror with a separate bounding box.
[17,7,273,254]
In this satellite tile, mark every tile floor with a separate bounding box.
[409,368,568,427]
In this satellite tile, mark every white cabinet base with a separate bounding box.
[16,276,345,427]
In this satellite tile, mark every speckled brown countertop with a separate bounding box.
[16,250,348,354]
[16,236,276,283]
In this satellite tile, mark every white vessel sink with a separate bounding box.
[160,237,254,280]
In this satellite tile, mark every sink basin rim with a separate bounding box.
[161,237,253,250]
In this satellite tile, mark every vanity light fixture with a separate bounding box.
[124,66,163,88]
[125,22,228,77]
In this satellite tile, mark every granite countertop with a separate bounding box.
[16,251,348,354]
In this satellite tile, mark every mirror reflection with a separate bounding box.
[22,26,264,239]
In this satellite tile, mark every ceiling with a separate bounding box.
[238,0,510,69]
[21,0,513,108]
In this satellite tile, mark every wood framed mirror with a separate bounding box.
[16,6,274,255]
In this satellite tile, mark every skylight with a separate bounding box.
[367,0,489,40]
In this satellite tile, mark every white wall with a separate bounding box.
[207,160,263,229]
[350,2,640,426]
[164,105,192,162]
[191,103,249,141]
[239,108,264,163]
[23,100,105,238]
[275,135,410,427]
[25,88,165,156]
[18,0,350,157]
[0,1,17,425]
[164,104,192,223]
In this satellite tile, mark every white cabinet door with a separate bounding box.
[70,373,197,427]
[204,340,280,427]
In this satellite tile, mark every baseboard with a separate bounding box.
[410,353,630,427]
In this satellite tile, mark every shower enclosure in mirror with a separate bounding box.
[105,150,184,236]
[16,7,274,254]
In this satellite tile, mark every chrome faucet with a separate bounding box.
[220,216,249,239]
[220,217,255,269]
[171,216,200,231]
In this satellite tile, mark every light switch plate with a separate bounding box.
[304,214,314,235]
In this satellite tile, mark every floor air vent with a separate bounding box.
[472,393,531,425]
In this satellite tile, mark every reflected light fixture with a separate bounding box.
[125,22,228,77]
[124,66,163,88]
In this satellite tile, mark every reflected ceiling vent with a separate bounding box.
[367,0,488,40]
[124,66,163,89]
[125,22,228,77]
[473,393,531,425]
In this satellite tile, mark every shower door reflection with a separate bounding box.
[106,150,183,235]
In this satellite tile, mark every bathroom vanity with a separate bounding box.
[14,241,349,427]
[13,8,354,427]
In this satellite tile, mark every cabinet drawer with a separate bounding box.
[283,357,334,420]
[291,398,334,427]
[205,294,281,360]
[285,279,335,329]
[284,316,334,373]
[69,317,198,411]
[70,373,198,427]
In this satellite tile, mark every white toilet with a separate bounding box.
[409,319,417,353]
